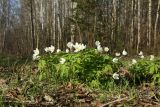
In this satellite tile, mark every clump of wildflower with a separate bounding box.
[112,58,118,63]
[138,51,144,59]
[132,59,137,65]
[44,45,55,53]
[97,45,103,53]
[67,42,73,49]
[150,55,154,60]
[33,48,40,60]
[95,41,101,47]
[140,55,144,59]
[73,42,86,52]
[104,47,109,52]
[139,51,143,56]
[56,49,61,53]
[59,58,66,64]
[122,49,127,56]
[66,49,69,53]
[115,52,121,57]
[113,73,119,80]
[95,41,103,53]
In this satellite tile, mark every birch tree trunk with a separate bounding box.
[154,0,160,49]
[148,0,152,48]
[30,0,35,50]
[111,0,117,49]
[130,0,134,49]
[52,0,56,46]
[137,0,141,53]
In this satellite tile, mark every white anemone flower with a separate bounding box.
[66,49,69,53]
[67,42,73,49]
[150,55,154,60]
[48,45,55,53]
[139,51,143,56]
[44,45,55,53]
[122,49,127,56]
[140,55,144,59]
[112,58,118,63]
[104,47,109,52]
[132,59,137,65]
[115,52,121,57]
[33,48,39,56]
[97,45,103,53]
[56,49,61,53]
[33,48,40,60]
[73,42,81,52]
[95,41,101,46]
[73,42,86,52]
[80,43,86,50]
[59,58,66,64]
[44,47,50,52]
[112,73,119,80]
[33,54,40,60]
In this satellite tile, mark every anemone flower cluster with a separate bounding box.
[66,49,69,53]
[32,41,156,81]
[56,49,61,53]
[59,58,66,64]
[66,42,86,52]
[67,42,73,49]
[44,45,55,53]
[112,58,119,63]
[73,42,86,52]
[34,41,154,67]
[95,41,103,53]
[132,59,137,65]
[122,49,127,56]
[139,51,144,59]
[112,72,119,80]
[115,52,121,57]
[104,47,109,52]
[150,55,154,60]
[33,48,40,60]
[112,49,127,63]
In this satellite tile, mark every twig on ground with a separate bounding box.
[100,97,128,107]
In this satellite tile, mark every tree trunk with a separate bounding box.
[148,0,152,48]
[111,0,117,50]
[137,0,141,53]
[130,0,134,49]
[154,0,160,49]
[30,0,35,50]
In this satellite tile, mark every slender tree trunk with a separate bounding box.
[53,0,56,46]
[56,0,62,49]
[154,0,160,49]
[30,0,35,49]
[93,11,97,45]
[137,0,141,53]
[111,0,116,49]
[148,0,152,48]
[130,0,134,49]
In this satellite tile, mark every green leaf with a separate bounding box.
[60,65,69,78]
[38,60,46,70]
[39,73,43,81]
[149,64,158,74]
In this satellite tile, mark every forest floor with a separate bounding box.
[0,55,160,107]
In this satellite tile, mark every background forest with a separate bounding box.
[1,0,160,106]
[0,0,160,55]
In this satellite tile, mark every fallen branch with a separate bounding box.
[100,97,128,107]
